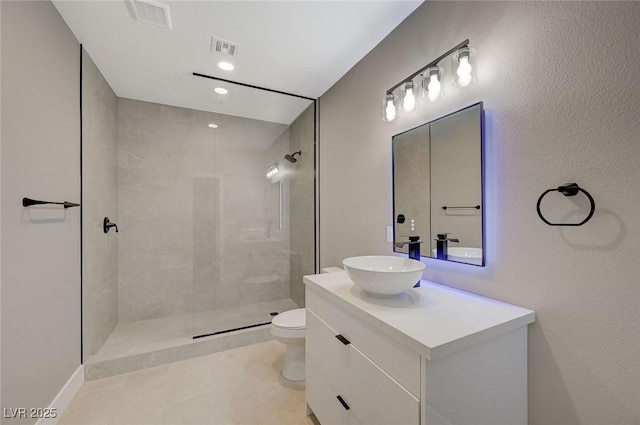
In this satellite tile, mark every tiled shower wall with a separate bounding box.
[116,99,295,322]
[81,49,118,360]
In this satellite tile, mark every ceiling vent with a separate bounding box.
[211,37,239,57]
[128,0,173,29]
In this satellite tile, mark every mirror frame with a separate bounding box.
[392,102,485,266]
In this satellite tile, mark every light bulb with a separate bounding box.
[385,94,397,121]
[457,56,472,87]
[455,47,473,87]
[427,72,441,101]
[402,82,416,112]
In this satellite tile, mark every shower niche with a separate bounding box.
[81,48,316,377]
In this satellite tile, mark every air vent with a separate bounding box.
[211,37,239,57]
[128,0,172,29]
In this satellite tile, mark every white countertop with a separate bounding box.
[304,271,535,360]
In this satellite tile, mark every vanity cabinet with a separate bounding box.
[306,294,419,425]
[304,272,535,425]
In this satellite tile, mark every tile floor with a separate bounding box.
[59,340,320,425]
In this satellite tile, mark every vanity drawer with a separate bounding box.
[307,358,362,425]
[307,310,419,425]
[307,289,421,396]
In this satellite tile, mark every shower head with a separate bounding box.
[284,151,302,163]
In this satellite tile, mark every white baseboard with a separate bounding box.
[36,365,84,425]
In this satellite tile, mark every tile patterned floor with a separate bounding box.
[59,340,320,425]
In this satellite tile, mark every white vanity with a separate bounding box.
[304,271,535,425]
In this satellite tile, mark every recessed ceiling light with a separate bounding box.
[208,123,219,128]
[214,87,228,95]
[217,61,234,71]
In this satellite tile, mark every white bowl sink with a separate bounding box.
[342,256,425,295]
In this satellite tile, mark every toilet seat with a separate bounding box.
[272,308,305,329]
[271,308,305,340]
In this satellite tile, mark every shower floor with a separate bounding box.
[85,298,299,380]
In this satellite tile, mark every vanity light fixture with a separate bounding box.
[383,39,475,122]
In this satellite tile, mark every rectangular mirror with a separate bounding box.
[393,102,484,266]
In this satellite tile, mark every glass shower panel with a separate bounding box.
[188,80,315,339]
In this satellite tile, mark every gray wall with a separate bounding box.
[81,49,118,361]
[319,2,639,424]
[1,1,80,423]
[289,104,316,306]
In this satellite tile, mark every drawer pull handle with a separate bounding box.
[336,395,351,411]
[335,334,351,345]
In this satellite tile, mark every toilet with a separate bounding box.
[271,267,343,381]
[271,308,306,381]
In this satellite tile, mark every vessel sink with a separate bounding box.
[342,255,425,295]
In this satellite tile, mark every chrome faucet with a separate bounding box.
[435,233,459,260]
[395,235,422,287]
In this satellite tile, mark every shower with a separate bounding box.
[284,150,302,163]
[81,43,317,376]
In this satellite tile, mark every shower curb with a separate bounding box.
[84,325,272,380]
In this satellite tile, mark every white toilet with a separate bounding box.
[271,267,343,381]
[271,308,306,381]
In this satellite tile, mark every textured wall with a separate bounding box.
[319,2,639,424]
[1,1,81,422]
[81,48,118,360]
[117,99,292,322]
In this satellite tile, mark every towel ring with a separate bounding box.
[536,183,595,226]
